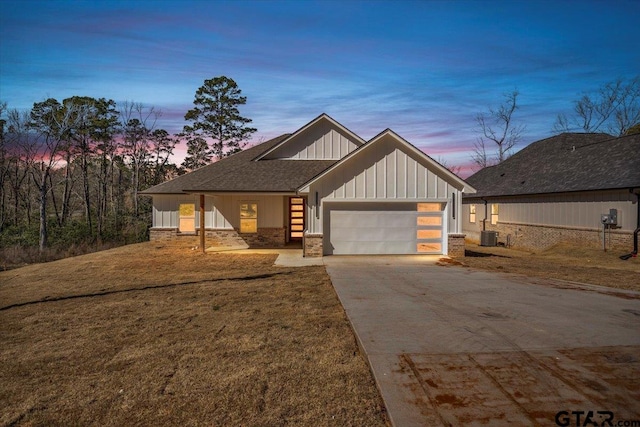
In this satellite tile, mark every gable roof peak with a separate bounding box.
[298,125,475,193]
[252,113,367,161]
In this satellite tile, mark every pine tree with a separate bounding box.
[183,76,256,160]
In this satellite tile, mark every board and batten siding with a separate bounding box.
[463,190,637,232]
[152,194,285,229]
[152,194,198,228]
[262,121,360,160]
[306,135,462,234]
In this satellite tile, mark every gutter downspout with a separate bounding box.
[199,194,205,253]
[481,198,488,232]
[633,188,640,255]
[620,188,640,260]
[632,188,640,255]
[636,189,640,230]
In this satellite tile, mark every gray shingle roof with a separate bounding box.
[465,133,640,198]
[140,134,337,194]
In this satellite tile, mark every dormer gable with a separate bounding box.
[254,113,366,161]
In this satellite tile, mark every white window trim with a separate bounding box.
[240,201,258,233]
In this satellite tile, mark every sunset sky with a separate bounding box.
[1,0,638,176]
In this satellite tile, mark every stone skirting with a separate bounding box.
[150,227,286,248]
[149,228,179,241]
[447,233,466,258]
[304,233,323,257]
[207,227,286,248]
[466,222,634,252]
[241,227,286,248]
[204,229,247,248]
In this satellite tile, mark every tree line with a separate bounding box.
[0,76,255,265]
[0,98,180,254]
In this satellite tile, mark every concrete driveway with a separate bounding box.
[324,256,640,427]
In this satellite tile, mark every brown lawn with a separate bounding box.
[458,243,640,292]
[0,242,388,426]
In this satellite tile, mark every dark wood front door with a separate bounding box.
[289,197,305,241]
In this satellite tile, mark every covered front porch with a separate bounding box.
[149,193,309,251]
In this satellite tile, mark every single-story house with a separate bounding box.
[462,132,640,251]
[141,114,476,257]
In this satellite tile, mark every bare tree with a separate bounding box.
[149,129,177,185]
[4,109,33,227]
[471,138,491,170]
[472,91,525,168]
[553,76,640,136]
[120,101,159,216]
[28,99,83,251]
[436,156,462,176]
[0,102,8,230]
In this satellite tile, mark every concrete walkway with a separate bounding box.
[324,256,640,426]
[205,246,324,267]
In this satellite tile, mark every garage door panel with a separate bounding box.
[331,227,416,242]
[328,240,416,255]
[417,242,442,253]
[332,211,415,228]
[326,204,444,255]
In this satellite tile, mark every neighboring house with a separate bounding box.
[140,114,476,257]
[462,133,640,252]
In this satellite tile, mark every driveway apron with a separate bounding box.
[324,256,640,427]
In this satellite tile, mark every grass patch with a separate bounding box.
[461,243,640,291]
[0,243,387,426]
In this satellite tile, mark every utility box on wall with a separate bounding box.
[601,208,618,226]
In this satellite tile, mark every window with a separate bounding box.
[417,202,443,212]
[417,216,442,226]
[416,202,443,253]
[240,202,257,233]
[469,204,476,223]
[179,203,196,233]
[491,204,499,225]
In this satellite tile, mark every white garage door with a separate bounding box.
[325,203,444,255]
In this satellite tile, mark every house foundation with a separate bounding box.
[150,227,286,248]
[304,233,323,257]
[467,222,633,252]
[447,233,466,258]
[206,227,286,248]
[149,228,179,241]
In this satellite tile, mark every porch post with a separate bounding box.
[199,194,205,253]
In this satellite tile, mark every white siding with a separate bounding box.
[462,190,638,233]
[152,194,285,229]
[152,194,198,228]
[316,137,455,202]
[497,191,636,231]
[306,135,463,234]
[262,121,360,160]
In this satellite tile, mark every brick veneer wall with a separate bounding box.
[466,222,633,252]
[304,234,323,257]
[447,234,466,258]
[241,228,286,248]
[149,228,178,241]
[206,228,286,248]
[204,229,247,248]
[150,227,286,248]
